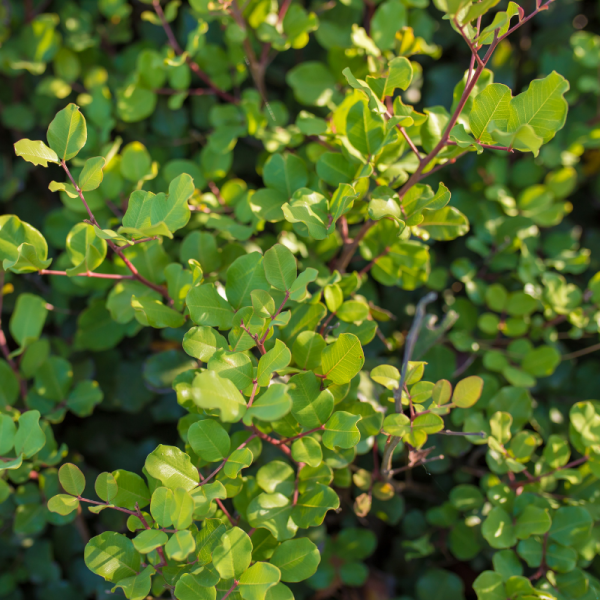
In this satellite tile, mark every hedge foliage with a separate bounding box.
[1,0,600,599]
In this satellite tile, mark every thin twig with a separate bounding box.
[60,161,171,300]
[390,454,445,475]
[381,293,437,478]
[152,0,238,104]
[509,456,589,489]
[40,270,135,280]
[337,220,374,273]
[562,342,600,361]
[454,18,485,68]
[222,581,239,600]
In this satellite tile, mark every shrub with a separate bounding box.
[1,1,600,599]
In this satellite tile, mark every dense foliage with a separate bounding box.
[2,0,600,599]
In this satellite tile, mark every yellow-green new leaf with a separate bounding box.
[47,103,87,161]
[131,296,185,329]
[14,139,60,167]
[321,333,364,385]
[79,157,106,191]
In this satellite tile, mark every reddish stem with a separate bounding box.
[40,270,135,280]
[509,456,589,489]
[152,0,238,104]
[60,161,170,300]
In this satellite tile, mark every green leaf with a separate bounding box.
[180,370,247,423]
[321,333,365,385]
[247,493,298,541]
[469,83,512,143]
[418,207,469,241]
[521,346,560,378]
[58,463,86,496]
[165,529,196,561]
[490,124,543,156]
[66,222,107,276]
[316,152,359,186]
[33,355,72,402]
[251,189,288,222]
[145,445,199,492]
[188,419,231,463]
[79,156,106,191]
[515,506,551,540]
[84,532,141,582]
[9,294,48,347]
[208,350,254,390]
[1,415,21,456]
[507,72,569,143]
[14,410,46,458]
[226,252,270,310]
[48,494,79,516]
[449,484,484,511]
[14,139,60,167]
[132,529,168,554]
[0,360,19,406]
[286,62,336,106]
[150,486,174,528]
[371,0,407,51]
[346,101,385,156]
[291,437,322,467]
[448,124,483,153]
[549,506,593,547]
[421,106,449,153]
[382,413,410,437]
[461,0,501,23]
[95,472,118,503]
[257,461,295,496]
[223,447,253,478]
[244,384,292,425]
[111,566,153,600]
[281,188,332,240]
[0,216,51,274]
[270,537,321,582]
[171,487,194,529]
[343,68,386,115]
[413,413,444,435]
[473,571,505,600]
[322,411,361,450]
[196,518,227,565]
[213,527,253,579]
[67,380,103,417]
[543,435,570,468]
[381,57,413,98]
[0,455,23,472]
[264,244,297,291]
[112,470,151,510]
[371,365,400,390]
[187,283,234,329]
[289,372,334,429]
[182,326,228,362]
[175,574,217,600]
[121,174,194,238]
[292,483,340,528]
[131,295,185,329]
[238,562,281,600]
[47,103,87,160]
[336,300,370,323]
[482,507,517,549]
[263,153,308,197]
[257,339,292,386]
[292,332,325,371]
[452,376,484,408]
